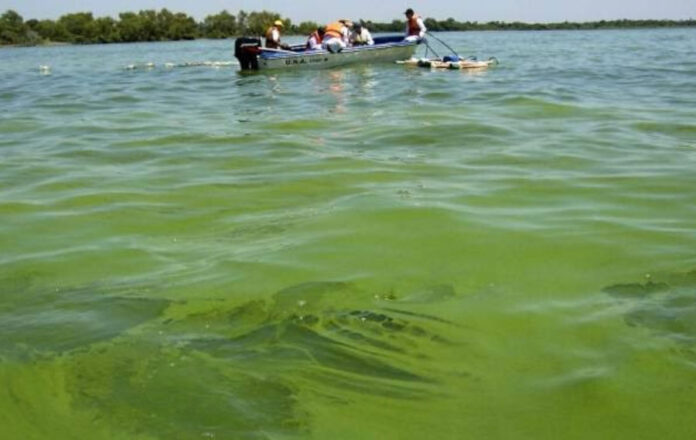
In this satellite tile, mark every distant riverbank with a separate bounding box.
[1,8,694,47]
[0,41,70,48]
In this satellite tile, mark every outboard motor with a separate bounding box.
[234,37,262,71]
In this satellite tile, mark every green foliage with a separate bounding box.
[0,10,27,44]
[245,10,283,36]
[114,9,197,42]
[158,10,197,40]
[356,16,696,33]
[58,12,97,43]
[1,8,694,46]
[93,17,119,43]
[31,19,65,42]
[295,21,321,36]
[237,11,249,35]
[413,17,696,32]
[135,10,159,41]
[201,10,237,39]
[117,12,144,42]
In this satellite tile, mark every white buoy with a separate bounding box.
[39,65,51,74]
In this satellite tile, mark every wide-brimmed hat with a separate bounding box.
[340,19,354,27]
[274,20,284,27]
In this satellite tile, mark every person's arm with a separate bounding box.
[418,18,427,38]
[276,29,292,50]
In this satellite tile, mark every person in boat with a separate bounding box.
[404,8,426,42]
[265,20,291,50]
[322,19,353,53]
[350,23,374,46]
[306,27,326,50]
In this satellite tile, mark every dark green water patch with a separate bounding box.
[603,269,696,344]
[0,118,44,135]
[67,341,307,439]
[500,95,594,119]
[632,121,696,140]
[262,119,332,132]
[0,280,170,360]
[160,282,457,391]
[102,93,143,104]
[40,281,462,438]
[0,201,43,215]
[113,133,262,148]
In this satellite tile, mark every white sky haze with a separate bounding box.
[1,0,693,23]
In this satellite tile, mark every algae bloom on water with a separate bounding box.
[2,27,696,439]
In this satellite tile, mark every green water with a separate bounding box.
[1,29,696,439]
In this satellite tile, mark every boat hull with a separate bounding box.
[256,39,418,71]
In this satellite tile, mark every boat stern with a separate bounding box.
[234,37,262,71]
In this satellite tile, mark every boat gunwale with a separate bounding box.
[258,40,418,60]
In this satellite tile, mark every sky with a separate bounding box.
[1,0,693,23]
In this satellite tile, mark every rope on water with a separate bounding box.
[423,39,440,59]
[425,31,462,58]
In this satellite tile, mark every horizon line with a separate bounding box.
[2,8,694,25]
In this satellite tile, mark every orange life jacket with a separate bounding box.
[306,31,323,48]
[265,26,280,48]
[325,21,344,39]
[408,15,422,36]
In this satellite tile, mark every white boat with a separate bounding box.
[235,36,420,71]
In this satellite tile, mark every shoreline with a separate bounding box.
[1,24,694,49]
[0,41,71,48]
[2,7,693,48]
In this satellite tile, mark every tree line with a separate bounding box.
[0,9,315,45]
[368,17,696,32]
[1,8,694,46]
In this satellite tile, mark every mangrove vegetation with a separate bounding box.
[1,8,694,46]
